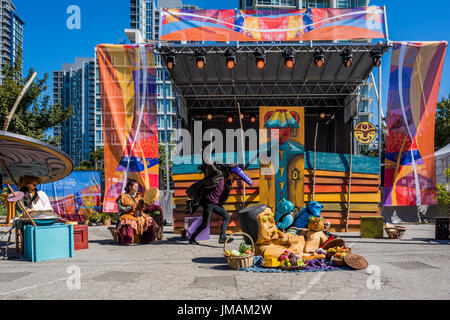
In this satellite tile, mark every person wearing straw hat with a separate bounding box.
[17,175,53,213]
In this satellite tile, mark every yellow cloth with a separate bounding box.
[118,193,157,235]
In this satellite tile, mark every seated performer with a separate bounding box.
[18,175,53,212]
[116,179,159,245]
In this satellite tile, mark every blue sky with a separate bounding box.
[15,0,450,114]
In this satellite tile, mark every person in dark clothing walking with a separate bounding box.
[186,162,252,245]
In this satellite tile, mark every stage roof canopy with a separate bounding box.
[160,42,389,115]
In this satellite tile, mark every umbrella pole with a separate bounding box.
[6,185,37,228]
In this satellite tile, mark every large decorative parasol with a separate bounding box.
[0,131,73,185]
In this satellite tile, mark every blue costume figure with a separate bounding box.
[293,201,324,229]
[275,198,295,230]
[303,8,314,33]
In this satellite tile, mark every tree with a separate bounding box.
[436,165,450,215]
[0,48,72,146]
[159,144,174,190]
[435,96,450,151]
[74,147,104,171]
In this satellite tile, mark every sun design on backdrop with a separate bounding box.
[354,121,377,144]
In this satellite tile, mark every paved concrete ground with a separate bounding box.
[0,224,448,300]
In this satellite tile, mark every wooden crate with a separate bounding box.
[74,225,89,250]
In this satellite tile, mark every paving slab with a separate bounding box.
[0,223,448,300]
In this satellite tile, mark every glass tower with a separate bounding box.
[0,0,24,82]
[53,58,98,167]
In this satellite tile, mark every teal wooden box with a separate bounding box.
[24,223,74,262]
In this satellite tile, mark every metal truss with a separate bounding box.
[158,42,390,55]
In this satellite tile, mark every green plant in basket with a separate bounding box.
[239,242,253,255]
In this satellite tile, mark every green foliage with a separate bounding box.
[74,147,104,171]
[0,48,72,146]
[435,96,450,151]
[436,165,450,215]
[159,144,175,190]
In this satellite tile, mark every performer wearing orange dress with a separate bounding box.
[116,180,158,245]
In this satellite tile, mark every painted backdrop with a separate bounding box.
[384,41,447,206]
[38,171,101,216]
[259,107,305,214]
[161,7,386,42]
[97,44,159,213]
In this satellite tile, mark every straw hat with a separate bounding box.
[144,187,160,205]
[19,175,42,190]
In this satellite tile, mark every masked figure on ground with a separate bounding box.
[255,207,327,260]
[186,161,253,245]
[116,180,159,245]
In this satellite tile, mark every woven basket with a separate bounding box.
[331,257,347,267]
[224,232,255,270]
[385,226,406,239]
[326,248,352,260]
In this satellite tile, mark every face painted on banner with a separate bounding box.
[354,121,377,144]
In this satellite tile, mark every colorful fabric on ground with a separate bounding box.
[161,7,386,42]
[97,44,159,213]
[384,41,447,206]
[37,171,101,216]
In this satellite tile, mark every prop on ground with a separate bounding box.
[233,203,368,272]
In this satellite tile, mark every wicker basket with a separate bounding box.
[385,226,406,239]
[326,248,352,261]
[331,257,347,267]
[224,232,255,270]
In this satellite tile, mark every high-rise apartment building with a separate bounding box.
[53,58,100,167]
[0,0,24,82]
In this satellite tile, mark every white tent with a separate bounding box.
[436,143,450,186]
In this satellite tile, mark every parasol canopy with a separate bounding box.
[0,131,73,186]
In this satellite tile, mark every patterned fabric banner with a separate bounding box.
[384,41,447,206]
[97,44,159,213]
[38,171,102,216]
[161,7,386,42]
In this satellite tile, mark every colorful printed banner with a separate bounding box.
[97,44,159,213]
[384,41,447,206]
[161,7,386,42]
[38,171,102,216]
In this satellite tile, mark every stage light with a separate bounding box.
[254,48,266,70]
[206,114,213,120]
[165,50,176,70]
[341,48,353,68]
[250,114,257,123]
[240,113,245,120]
[283,47,295,69]
[225,48,237,70]
[314,47,325,68]
[370,48,382,67]
[195,48,206,69]
[320,112,326,119]
[227,115,234,123]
